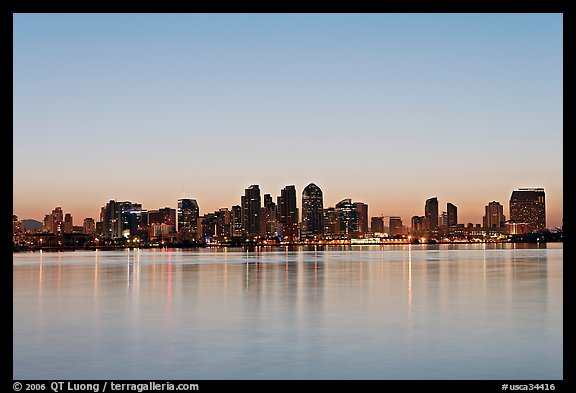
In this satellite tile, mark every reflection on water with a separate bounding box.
[13,244,562,380]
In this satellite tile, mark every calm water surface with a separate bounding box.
[13,244,562,379]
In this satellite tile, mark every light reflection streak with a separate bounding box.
[407,244,413,341]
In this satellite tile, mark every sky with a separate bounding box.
[13,13,563,229]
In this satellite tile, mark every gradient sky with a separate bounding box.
[13,13,563,228]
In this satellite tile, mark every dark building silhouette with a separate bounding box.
[178,198,199,239]
[336,199,358,236]
[371,216,384,233]
[323,207,339,237]
[425,197,439,231]
[263,194,278,237]
[354,202,368,234]
[389,216,403,237]
[301,183,324,238]
[231,205,243,237]
[278,185,298,241]
[242,185,261,238]
[483,201,505,228]
[447,203,457,227]
[509,188,546,232]
[101,201,122,239]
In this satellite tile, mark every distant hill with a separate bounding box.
[21,219,42,232]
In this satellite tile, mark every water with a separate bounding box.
[13,244,562,380]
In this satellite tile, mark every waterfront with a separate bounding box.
[13,244,562,380]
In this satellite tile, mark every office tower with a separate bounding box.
[447,203,457,227]
[425,197,439,231]
[148,207,177,236]
[301,183,324,238]
[263,194,278,237]
[242,185,261,238]
[323,207,339,237]
[509,188,546,232]
[231,205,243,237]
[178,198,200,240]
[440,211,448,229]
[371,217,384,233]
[64,213,73,234]
[215,208,232,240]
[411,216,425,235]
[83,218,96,234]
[483,201,506,228]
[100,201,123,239]
[335,199,358,236]
[389,216,403,237]
[354,202,368,234]
[43,207,65,234]
[278,185,298,241]
[120,202,147,237]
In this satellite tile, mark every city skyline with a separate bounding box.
[15,184,556,233]
[13,14,563,228]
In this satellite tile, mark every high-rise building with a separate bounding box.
[242,185,261,238]
[148,207,176,234]
[101,201,123,239]
[389,216,403,237]
[323,207,339,237]
[119,202,147,238]
[483,201,506,228]
[354,202,368,234]
[301,183,324,239]
[335,199,357,236]
[425,197,439,231]
[447,203,457,227]
[215,208,232,240]
[411,215,425,235]
[43,207,65,234]
[83,218,96,235]
[63,213,73,234]
[509,188,546,232]
[278,185,298,241]
[231,205,243,237]
[178,198,199,240]
[263,194,278,237]
[371,217,384,233]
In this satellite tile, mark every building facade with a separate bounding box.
[301,183,324,239]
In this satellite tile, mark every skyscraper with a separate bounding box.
[389,216,403,237]
[178,198,199,240]
[278,185,298,241]
[447,203,457,227]
[301,183,324,239]
[323,207,339,237]
[231,205,243,237]
[371,217,384,233]
[101,201,122,239]
[335,199,357,236]
[425,197,439,231]
[83,218,96,235]
[64,213,73,234]
[509,188,546,232]
[242,185,261,238]
[263,194,278,237]
[483,201,505,228]
[354,202,368,234]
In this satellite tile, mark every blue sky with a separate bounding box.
[13,13,563,228]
